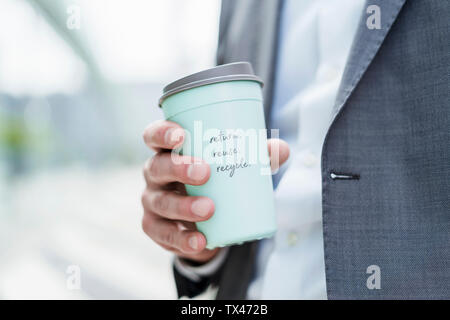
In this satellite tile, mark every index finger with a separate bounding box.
[143,120,185,152]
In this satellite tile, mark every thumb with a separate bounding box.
[267,138,290,173]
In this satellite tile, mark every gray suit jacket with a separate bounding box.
[174,0,450,299]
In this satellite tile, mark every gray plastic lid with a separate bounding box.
[159,62,263,107]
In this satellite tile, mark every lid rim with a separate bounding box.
[159,62,263,107]
[159,76,263,107]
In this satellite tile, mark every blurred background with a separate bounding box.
[0,0,220,299]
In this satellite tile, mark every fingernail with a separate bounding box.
[165,128,183,146]
[188,236,198,250]
[191,199,211,217]
[187,163,208,181]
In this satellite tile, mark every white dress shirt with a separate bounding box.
[176,0,365,299]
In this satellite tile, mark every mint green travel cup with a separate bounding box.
[159,62,276,249]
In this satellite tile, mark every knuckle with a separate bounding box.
[147,155,160,180]
[143,158,151,176]
[151,191,169,212]
[155,124,167,143]
[142,126,151,144]
[161,228,176,246]
[143,120,163,141]
[141,215,152,235]
[141,189,152,210]
[176,197,191,218]
[142,166,147,181]
[140,190,147,208]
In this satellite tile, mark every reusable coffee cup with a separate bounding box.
[159,62,276,249]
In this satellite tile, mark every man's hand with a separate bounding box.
[141,120,290,264]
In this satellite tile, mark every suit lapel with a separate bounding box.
[332,0,407,119]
